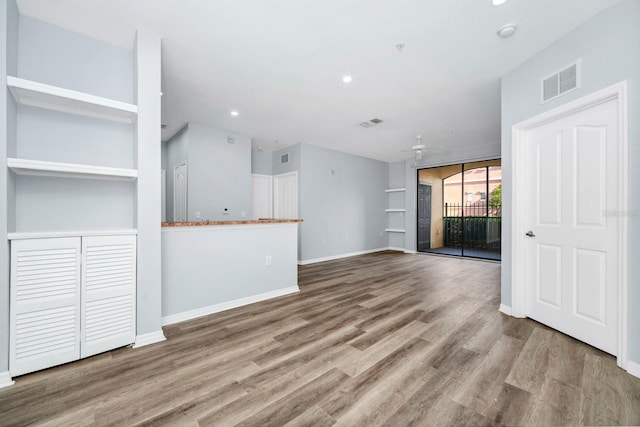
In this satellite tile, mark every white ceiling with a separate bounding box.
[17,0,621,162]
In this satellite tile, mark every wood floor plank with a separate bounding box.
[505,327,553,393]
[1,251,639,427]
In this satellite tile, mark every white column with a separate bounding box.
[133,30,165,347]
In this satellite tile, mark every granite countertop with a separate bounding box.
[162,218,303,227]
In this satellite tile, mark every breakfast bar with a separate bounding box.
[161,219,302,325]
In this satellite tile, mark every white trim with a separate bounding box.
[385,209,406,212]
[0,371,14,389]
[162,222,299,233]
[7,158,137,180]
[132,330,166,348]
[385,188,406,193]
[627,361,640,379]
[162,286,299,326]
[387,247,405,252]
[298,247,391,265]
[385,229,406,233]
[403,250,417,254]
[499,304,513,316]
[8,229,137,240]
[511,80,629,367]
[7,76,137,123]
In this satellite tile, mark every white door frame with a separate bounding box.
[251,173,273,219]
[510,81,628,369]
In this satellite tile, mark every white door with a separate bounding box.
[251,174,273,219]
[273,171,298,219]
[10,237,81,376]
[173,161,187,222]
[81,235,136,358]
[523,98,619,355]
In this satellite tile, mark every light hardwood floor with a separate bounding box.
[1,251,639,426]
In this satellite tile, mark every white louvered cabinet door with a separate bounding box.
[10,237,81,376]
[81,235,136,358]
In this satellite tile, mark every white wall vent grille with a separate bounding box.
[542,60,581,103]
[281,153,289,164]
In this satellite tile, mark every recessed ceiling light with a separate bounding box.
[230,110,239,116]
[492,0,508,5]
[342,75,352,83]
[497,24,517,38]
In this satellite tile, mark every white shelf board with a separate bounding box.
[8,158,138,181]
[8,229,138,240]
[7,76,137,123]
[385,188,406,193]
[385,209,406,212]
[385,229,406,233]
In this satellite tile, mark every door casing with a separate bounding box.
[510,81,629,369]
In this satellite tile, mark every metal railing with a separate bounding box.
[443,203,502,250]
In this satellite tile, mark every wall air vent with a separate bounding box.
[359,118,384,128]
[542,60,581,103]
[281,153,289,164]
[160,123,167,129]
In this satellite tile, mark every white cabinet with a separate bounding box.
[10,234,136,376]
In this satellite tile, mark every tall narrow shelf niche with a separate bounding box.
[385,188,406,233]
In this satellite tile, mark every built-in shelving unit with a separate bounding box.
[385,188,406,233]
[7,76,137,123]
[7,158,137,181]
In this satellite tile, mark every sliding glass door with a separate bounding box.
[417,160,501,260]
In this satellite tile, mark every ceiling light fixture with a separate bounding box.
[497,24,517,38]
[492,0,508,5]
[230,110,239,116]
[342,75,352,83]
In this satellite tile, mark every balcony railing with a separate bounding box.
[443,202,502,250]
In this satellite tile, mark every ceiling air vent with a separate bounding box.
[359,118,384,128]
[281,153,289,164]
[542,60,581,103]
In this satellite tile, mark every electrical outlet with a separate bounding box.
[265,256,272,266]
[195,210,201,219]
[222,208,229,215]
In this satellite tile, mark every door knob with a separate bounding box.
[525,230,535,237]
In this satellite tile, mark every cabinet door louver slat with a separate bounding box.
[10,238,81,376]
[81,235,136,358]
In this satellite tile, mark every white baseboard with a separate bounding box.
[404,250,417,254]
[499,304,513,316]
[627,360,640,379]
[387,247,405,252]
[298,247,396,265]
[0,371,14,389]
[162,286,299,326]
[133,330,166,348]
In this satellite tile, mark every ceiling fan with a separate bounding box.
[402,134,443,161]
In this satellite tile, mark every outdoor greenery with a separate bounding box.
[489,184,502,209]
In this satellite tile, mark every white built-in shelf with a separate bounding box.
[8,229,138,240]
[385,229,406,233]
[7,76,138,123]
[385,188,406,193]
[7,158,138,181]
[385,209,406,212]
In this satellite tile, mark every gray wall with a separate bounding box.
[187,123,251,221]
[251,148,272,175]
[18,15,133,103]
[299,143,388,261]
[162,223,298,320]
[0,0,19,377]
[272,143,301,175]
[501,0,640,363]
